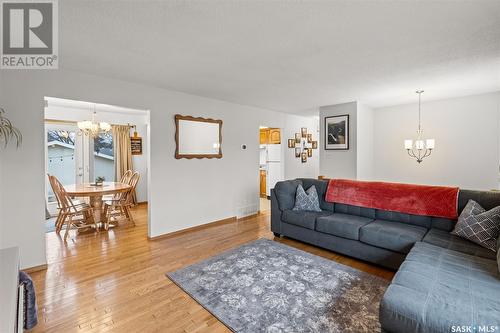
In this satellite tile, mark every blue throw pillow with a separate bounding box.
[293,184,322,212]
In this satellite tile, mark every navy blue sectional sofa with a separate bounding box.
[271,178,500,333]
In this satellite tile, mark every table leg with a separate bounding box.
[90,195,104,226]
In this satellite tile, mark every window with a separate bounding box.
[93,132,115,183]
[46,129,77,203]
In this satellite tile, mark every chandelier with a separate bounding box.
[404,90,435,163]
[77,105,111,137]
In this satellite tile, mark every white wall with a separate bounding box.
[283,114,319,180]
[373,92,500,190]
[356,103,374,180]
[0,135,3,250]
[45,103,149,202]
[319,102,358,179]
[0,69,317,269]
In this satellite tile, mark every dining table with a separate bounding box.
[64,182,131,227]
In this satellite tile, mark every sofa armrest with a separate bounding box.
[270,189,282,235]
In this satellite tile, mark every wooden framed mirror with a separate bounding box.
[174,114,223,159]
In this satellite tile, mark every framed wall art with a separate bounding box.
[295,133,301,143]
[325,114,349,150]
[130,136,143,155]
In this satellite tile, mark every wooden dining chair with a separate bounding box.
[102,170,133,201]
[47,174,65,232]
[47,174,88,232]
[102,172,140,230]
[50,175,98,240]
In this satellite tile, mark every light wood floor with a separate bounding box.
[31,204,394,333]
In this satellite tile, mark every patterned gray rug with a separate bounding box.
[167,238,388,333]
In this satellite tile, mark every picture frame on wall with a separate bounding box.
[312,141,318,149]
[325,114,349,150]
[295,147,301,157]
[307,133,312,143]
[301,127,307,137]
[288,139,295,148]
[295,133,301,143]
[130,136,143,155]
[301,152,307,163]
[307,148,312,157]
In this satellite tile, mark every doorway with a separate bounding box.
[44,97,150,237]
[259,126,283,212]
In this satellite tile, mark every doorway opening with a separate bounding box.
[259,126,283,213]
[44,97,150,239]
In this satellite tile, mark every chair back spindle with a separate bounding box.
[120,170,133,184]
[127,172,140,204]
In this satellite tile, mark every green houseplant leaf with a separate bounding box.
[0,107,22,148]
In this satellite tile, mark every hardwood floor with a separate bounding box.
[31,204,394,333]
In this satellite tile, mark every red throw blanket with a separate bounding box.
[325,179,459,219]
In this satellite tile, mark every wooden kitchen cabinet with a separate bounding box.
[260,130,268,144]
[268,129,281,144]
[260,128,281,144]
[260,170,267,198]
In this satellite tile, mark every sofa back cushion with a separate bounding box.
[430,217,456,232]
[370,189,500,231]
[431,190,500,231]
[297,178,334,211]
[274,179,302,211]
[326,179,459,219]
[335,203,376,219]
[458,189,500,213]
[275,180,500,230]
[372,210,455,231]
[376,210,432,229]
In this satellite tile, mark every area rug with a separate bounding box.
[167,238,389,333]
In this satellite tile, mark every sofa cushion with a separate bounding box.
[282,209,332,230]
[380,242,500,333]
[274,180,302,211]
[316,213,374,240]
[359,220,428,254]
[423,228,496,260]
[297,178,334,211]
[451,199,500,252]
[292,184,321,212]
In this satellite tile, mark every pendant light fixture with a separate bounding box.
[77,104,111,137]
[404,90,435,163]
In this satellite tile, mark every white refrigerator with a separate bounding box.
[265,144,282,196]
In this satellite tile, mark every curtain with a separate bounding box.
[112,125,136,203]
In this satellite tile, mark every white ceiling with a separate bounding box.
[60,1,500,113]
